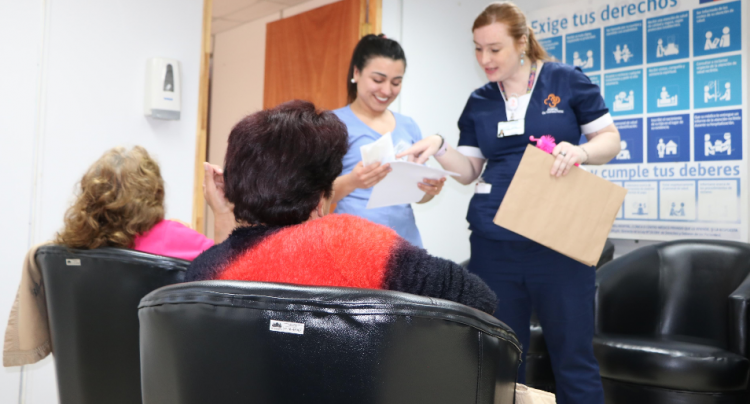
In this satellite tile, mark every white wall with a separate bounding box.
[0,0,204,402]
[381,0,403,113]
[396,0,489,262]
[0,2,44,403]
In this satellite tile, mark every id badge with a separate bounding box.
[497,119,525,138]
[475,177,492,194]
[475,182,492,194]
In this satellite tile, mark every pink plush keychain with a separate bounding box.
[529,135,579,166]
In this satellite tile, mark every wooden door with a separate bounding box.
[264,0,381,110]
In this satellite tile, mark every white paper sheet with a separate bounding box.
[366,161,460,209]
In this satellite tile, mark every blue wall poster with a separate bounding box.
[647,114,690,163]
[646,11,688,64]
[647,63,689,113]
[604,21,643,69]
[539,36,563,62]
[694,110,742,162]
[605,69,642,117]
[698,180,740,223]
[623,182,658,220]
[528,0,746,242]
[610,119,643,164]
[565,28,600,72]
[694,55,742,109]
[693,1,742,57]
[659,181,696,221]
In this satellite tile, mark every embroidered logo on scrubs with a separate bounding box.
[542,94,564,115]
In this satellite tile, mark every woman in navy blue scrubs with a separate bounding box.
[399,3,621,404]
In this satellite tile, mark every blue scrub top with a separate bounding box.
[333,105,424,247]
[458,62,609,241]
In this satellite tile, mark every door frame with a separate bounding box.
[191,0,212,232]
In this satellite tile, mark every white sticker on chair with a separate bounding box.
[65,259,81,266]
[269,320,304,335]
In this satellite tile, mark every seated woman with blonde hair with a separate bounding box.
[55,145,231,259]
[4,145,232,368]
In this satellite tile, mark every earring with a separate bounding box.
[520,51,526,66]
[350,78,356,83]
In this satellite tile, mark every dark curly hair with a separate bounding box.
[224,100,349,226]
[346,34,407,104]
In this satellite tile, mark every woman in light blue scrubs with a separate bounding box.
[332,34,445,248]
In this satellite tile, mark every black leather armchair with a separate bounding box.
[38,245,189,404]
[597,238,616,269]
[594,240,750,403]
[138,281,522,404]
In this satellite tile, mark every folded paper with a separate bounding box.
[360,133,396,166]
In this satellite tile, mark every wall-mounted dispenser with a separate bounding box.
[144,58,181,120]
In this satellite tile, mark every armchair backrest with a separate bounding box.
[597,239,615,268]
[596,240,750,352]
[138,281,522,404]
[38,245,189,404]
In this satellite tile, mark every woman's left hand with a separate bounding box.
[418,177,447,196]
[550,142,586,177]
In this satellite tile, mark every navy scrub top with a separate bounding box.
[458,62,610,241]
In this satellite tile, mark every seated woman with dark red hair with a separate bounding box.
[187,100,497,314]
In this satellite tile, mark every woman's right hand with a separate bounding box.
[203,162,233,216]
[396,134,443,164]
[350,161,392,189]
[204,162,236,243]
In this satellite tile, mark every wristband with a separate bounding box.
[579,146,590,164]
[434,135,448,157]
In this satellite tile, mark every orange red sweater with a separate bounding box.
[185,214,497,314]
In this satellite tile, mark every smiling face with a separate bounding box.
[473,22,526,83]
[352,56,405,113]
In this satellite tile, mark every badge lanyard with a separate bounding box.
[498,62,537,121]
[485,63,539,189]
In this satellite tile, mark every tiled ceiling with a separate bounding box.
[212,0,310,34]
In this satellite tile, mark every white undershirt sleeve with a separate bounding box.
[457,146,486,159]
[581,113,614,136]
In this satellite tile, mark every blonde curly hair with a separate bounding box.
[55,146,165,249]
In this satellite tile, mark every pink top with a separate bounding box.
[133,220,214,261]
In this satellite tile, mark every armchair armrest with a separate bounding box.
[729,273,750,357]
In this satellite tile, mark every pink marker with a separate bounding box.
[529,135,579,166]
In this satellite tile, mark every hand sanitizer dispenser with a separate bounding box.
[144,58,181,120]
